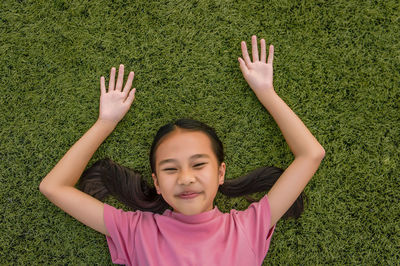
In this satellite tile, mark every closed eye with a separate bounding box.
[163,163,207,171]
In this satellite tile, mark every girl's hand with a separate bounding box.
[98,64,136,124]
[238,35,274,96]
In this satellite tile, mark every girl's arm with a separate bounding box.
[258,89,325,227]
[39,65,136,236]
[238,36,325,228]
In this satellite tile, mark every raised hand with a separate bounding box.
[238,35,274,96]
[98,64,136,124]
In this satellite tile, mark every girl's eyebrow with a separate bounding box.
[158,154,210,166]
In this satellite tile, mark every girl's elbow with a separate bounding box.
[39,180,52,195]
[315,146,326,161]
[39,181,47,195]
[309,146,325,161]
[319,146,326,158]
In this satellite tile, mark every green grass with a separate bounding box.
[1,0,399,264]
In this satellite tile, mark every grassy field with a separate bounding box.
[0,0,399,264]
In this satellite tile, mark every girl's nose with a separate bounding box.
[177,170,196,185]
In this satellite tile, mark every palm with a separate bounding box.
[98,64,136,124]
[100,90,131,122]
[245,61,273,92]
[238,35,274,95]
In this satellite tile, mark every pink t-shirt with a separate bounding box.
[103,194,276,266]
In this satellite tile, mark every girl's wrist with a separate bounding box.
[255,88,278,106]
[95,119,119,133]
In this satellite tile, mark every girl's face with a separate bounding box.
[152,129,226,216]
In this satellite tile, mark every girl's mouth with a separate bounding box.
[178,192,200,199]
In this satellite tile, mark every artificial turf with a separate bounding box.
[0,0,399,264]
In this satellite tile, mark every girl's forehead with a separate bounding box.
[156,130,213,158]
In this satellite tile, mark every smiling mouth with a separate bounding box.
[178,192,200,199]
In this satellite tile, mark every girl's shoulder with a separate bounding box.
[230,194,274,229]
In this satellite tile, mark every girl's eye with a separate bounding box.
[163,163,207,172]
[194,163,206,168]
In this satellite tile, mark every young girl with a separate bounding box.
[39,35,325,265]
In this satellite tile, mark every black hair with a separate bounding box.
[78,118,307,218]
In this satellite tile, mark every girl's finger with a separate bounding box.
[241,41,252,66]
[100,76,106,95]
[109,67,116,91]
[116,64,124,91]
[267,45,274,65]
[252,35,259,62]
[238,57,249,76]
[260,39,266,63]
[122,71,135,97]
[124,88,136,105]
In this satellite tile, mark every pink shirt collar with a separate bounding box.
[162,205,222,224]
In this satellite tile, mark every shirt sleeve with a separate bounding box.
[232,194,276,263]
[103,203,142,265]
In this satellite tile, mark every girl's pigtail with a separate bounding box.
[77,158,170,214]
[78,117,308,220]
[78,158,306,219]
[219,166,307,219]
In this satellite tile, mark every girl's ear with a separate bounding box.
[152,173,161,194]
[218,162,226,185]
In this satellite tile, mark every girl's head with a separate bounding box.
[79,118,306,219]
[149,118,226,215]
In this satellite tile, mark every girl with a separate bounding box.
[39,35,325,265]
